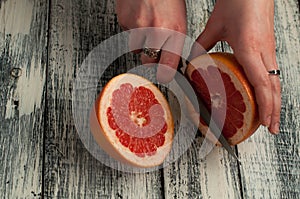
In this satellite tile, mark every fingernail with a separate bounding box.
[273,122,280,134]
[263,116,271,127]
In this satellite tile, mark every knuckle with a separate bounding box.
[272,111,281,119]
[153,20,186,33]
[160,56,178,67]
[242,39,260,53]
[260,101,272,114]
[270,76,281,92]
[235,32,262,53]
[173,23,187,33]
[136,16,149,27]
[254,74,271,88]
[152,19,164,27]
[272,81,281,93]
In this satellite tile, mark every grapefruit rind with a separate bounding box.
[90,73,174,168]
[185,52,260,145]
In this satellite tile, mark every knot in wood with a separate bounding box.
[10,67,22,78]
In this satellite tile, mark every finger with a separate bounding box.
[190,20,221,60]
[128,29,146,54]
[157,32,185,83]
[261,51,281,134]
[140,53,159,65]
[234,51,273,127]
[196,27,219,51]
[120,25,129,31]
[157,51,181,83]
[141,29,170,64]
[268,75,281,134]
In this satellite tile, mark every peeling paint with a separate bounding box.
[5,58,45,118]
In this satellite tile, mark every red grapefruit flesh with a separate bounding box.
[90,73,174,168]
[185,52,260,145]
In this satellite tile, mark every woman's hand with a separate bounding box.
[116,0,187,83]
[193,0,281,134]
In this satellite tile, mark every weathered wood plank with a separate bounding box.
[163,1,243,198]
[0,0,48,198]
[165,0,300,198]
[44,0,163,198]
[233,0,300,198]
[1,0,298,198]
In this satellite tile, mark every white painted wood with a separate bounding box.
[0,0,48,198]
[0,0,299,198]
[235,0,300,198]
[163,1,242,199]
[44,0,163,198]
[220,0,300,198]
[165,0,300,198]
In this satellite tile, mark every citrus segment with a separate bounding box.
[108,82,168,157]
[90,73,174,168]
[186,52,260,145]
[110,83,166,138]
[190,68,247,138]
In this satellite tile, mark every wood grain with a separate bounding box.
[234,0,300,198]
[0,0,48,198]
[44,0,163,198]
[165,0,300,198]
[218,0,300,198]
[0,0,299,198]
[163,1,243,199]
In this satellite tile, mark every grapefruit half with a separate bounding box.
[90,73,174,168]
[185,52,260,145]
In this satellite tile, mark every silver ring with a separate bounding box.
[268,69,281,76]
[143,47,161,59]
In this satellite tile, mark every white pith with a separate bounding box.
[130,111,146,127]
[90,73,174,168]
[211,92,224,109]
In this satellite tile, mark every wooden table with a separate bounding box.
[1,0,299,198]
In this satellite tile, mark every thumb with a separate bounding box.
[189,20,222,60]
